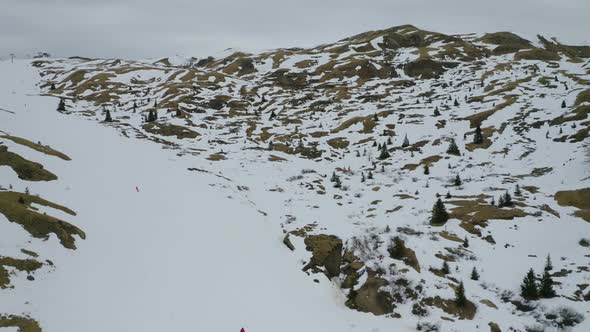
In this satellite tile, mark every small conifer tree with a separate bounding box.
[378,144,391,160]
[454,174,462,186]
[498,195,505,208]
[520,268,539,300]
[473,125,483,144]
[561,100,566,108]
[57,98,66,111]
[471,267,480,281]
[433,107,441,116]
[544,254,553,271]
[455,281,467,307]
[441,261,450,274]
[388,236,405,259]
[104,109,113,122]
[539,271,556,298]
[447,139,461,156]
[424,164,430,175]
[367,171,373,180]
[463,237,469,248]
[402,134,410,148]
[503,191,512,206]
[431,198,449,225]
[334,176,342,189]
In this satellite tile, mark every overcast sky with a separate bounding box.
[2,0,589,60]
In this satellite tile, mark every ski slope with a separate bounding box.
[0,59,409,332]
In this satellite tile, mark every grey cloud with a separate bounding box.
[1,0,589,59]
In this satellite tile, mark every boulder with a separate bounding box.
[303,234,342,278]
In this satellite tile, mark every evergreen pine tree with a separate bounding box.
[454,174,462,186]
[445,191,452,199]
[331,171,337,182]
[431,198,449,225]
[367,171,373,180]
[454,99,460,107]
[361,172,366,183]
[50,83,56,90]
[372,141,377,147]
[388,236,405,259]
[471,267,480,281]
[334,176,342,189]
[387,137,392,145]
[269,110,276,120]
[515,184,521,196]
[473,125,483,144]
[463,236,469,248]
[378,144,391,160]
[561,100,566,108]
[441,261,450,274]
[544,254,553,271]
[539,271,556,298]
[498,195,505,208]
[424,164,430,175]
[433,107,441,116]
[57,98,66,111]
[402,134,410,148]
[268,141,274,151]
[503,191,512,206]
[520,268,539,300]
[104,109,113,122]
[455,281,467,307]
[446,139,461,156]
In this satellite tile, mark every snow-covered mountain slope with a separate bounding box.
[1,25,590,331]
[0,60,406,332]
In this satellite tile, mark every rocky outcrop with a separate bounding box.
[346,270,395,316]
[303,234,342,278]
[403,59,457,79]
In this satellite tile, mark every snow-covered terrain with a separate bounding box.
[1,25,590,331]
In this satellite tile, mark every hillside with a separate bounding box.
[1,25,590,331]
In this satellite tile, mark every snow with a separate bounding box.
[0,59,406,332]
